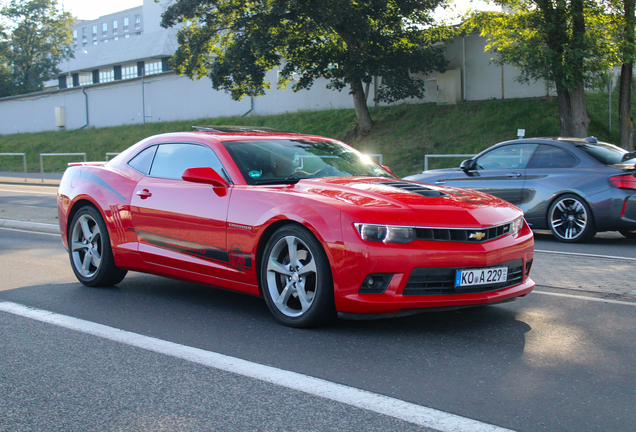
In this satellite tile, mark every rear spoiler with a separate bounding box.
[68,161,107,167]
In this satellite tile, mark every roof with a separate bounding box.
[65,29,178,72]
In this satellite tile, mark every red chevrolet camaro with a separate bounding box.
[57,126,535,327]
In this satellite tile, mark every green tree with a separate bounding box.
[161,0,450,134]
[0,0,73,96]
[470,0,613,137]
[607,0,635,150]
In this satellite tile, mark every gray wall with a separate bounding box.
[0,70,358,135]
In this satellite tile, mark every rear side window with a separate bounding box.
[128,145,157,174]
[577,142,634,165]
[527,145,577,168]
[149,143,226,180]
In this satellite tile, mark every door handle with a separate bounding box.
[136,189,152,199]
[506,172,522,178]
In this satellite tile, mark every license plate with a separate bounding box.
[455,266,508,287]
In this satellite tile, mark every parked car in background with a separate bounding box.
[404,137,636,243]
[57,126,534,328]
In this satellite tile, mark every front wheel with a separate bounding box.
[260,225,335,328]
[68,206,127,287]
[548,194,596,243]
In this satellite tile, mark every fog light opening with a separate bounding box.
[359,274,393,294]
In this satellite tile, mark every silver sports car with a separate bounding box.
[404,137,636,243]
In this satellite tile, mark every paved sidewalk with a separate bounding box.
[0,171,62,187]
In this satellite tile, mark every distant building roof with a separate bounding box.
[65,29,178,73]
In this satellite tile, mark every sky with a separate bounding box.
[57,0,497,23]
[59,0,144,20]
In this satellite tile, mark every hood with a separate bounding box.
[286,177,522,228]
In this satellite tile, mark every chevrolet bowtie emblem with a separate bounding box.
[469,231,486,240]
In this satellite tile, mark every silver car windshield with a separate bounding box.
[223,139,392,185]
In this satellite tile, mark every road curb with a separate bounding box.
[0,219,60,234]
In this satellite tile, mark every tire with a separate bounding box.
[619,229,636,239]
[68,206,127,287]
[260,225,335,328]
[548,194,596,243]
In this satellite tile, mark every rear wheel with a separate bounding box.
[548,194,596,243]
[260,225,335,328]
[68,206,127,287]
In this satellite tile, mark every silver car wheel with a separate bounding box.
[265,235,318,318]
[70,213,103,278]
[549,197,588,241]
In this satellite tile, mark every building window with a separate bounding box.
[124,17,129,31]
[79,73,93,86]
[102,22,107,35]
[100,69,114,83]
[92,25,97,38]
[121,64,137,80]
[82,27,86,40]
[125,34,130,39]
[73,30,77,42]
[114,36,119,41]
[113,20,118,34]
[135,14,141,29]
[145,61,162,76]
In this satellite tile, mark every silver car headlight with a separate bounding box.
[510,217,524,236]
[355,223,417,244]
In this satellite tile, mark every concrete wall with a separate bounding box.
[0,33,563,136]
[445,33,553,101]
[0,70,359,135]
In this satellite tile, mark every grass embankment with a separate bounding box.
[0,92,624,178]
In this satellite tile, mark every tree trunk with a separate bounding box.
[569,83,590,138]
[556,83,573,136]
[351,80,374,134]
[619,0,635,151]
[619,64,634,151]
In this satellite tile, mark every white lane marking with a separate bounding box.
[0,188,57,196]
[0,301,513,432]
[535,249,636,262]
[0,227,60,236]
[533,290,636,306]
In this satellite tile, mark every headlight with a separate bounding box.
[355,223,417,243]
[510,217,524,236]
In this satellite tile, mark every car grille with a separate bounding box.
[403,259,524,296]
[413,223,511,242]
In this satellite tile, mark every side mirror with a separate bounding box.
[182,167,230,188]
[460,159,476,171]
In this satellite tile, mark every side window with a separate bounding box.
[527,145,577,168]
[475,143,538,170]
[149,143,226,180]
[128,145,157,175]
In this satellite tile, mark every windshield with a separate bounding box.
[223,139,392,185]
[576,142,636,166]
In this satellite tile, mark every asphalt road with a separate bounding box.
[1,181,636,431]
[1,225,636,431]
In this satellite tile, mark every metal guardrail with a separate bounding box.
[0,153,27,181]
[40,153,86,182]
[424,154,475,171]
[105,152,120,161]
[366,153,383,165]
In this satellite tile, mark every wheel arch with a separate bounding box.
[255,219,332,297]
[66,198,105,242]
